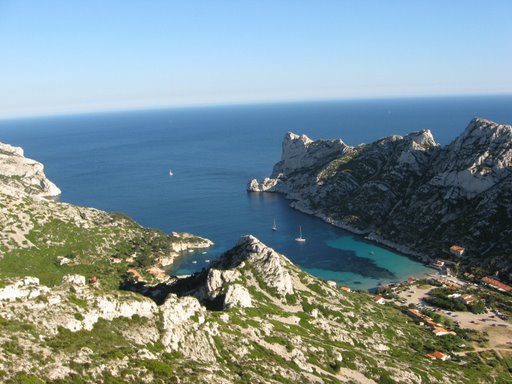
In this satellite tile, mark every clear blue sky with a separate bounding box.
[0,0,511,118]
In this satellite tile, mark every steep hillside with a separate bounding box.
[248,118,512,280]
[2,235,511,383]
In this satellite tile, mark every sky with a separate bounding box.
[0,0,511,118]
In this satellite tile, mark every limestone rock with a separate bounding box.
[223,284,252,309]
[215,235,294,296]
[0,277,49,301]
[206,269,241,299]
[62,274,86,287]
[0,142,61,197]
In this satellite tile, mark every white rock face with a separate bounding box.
[0,143,24,157]
[233,235,294,296]
[272,132,346,177]
[62,274,86,287]
[169,232,214,252]
[0,277,49,301]
[429,118,512,198]
[247,177,280,192]
[0,142,61,197]
[0,276,158,334]
[206,269,241,299]
[159,293,216,362]
[160,294,203,349]
[396,129,438,173]
[248,132,347,192]
[223,284,252,309]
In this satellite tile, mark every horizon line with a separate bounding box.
[1,91,511,121]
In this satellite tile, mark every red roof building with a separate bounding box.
[449,245,465,256]
[481,277,512,293]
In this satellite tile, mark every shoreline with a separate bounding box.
[282,194,437,273]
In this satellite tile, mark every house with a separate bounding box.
[447,283,462,291]
[481,277,512,293]
[432,327,450,336]
[433,351,449,361]
[373,295,385,304]
[430,260,445,270]
[407,276,416,283]
[340,286,351,292]
[424,318,439,328]
[425,351,449,361]
[88,276,98,286]
[449,245,465,257]
[463,272,476,280]
[407,308,423,319]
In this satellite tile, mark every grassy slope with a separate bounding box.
[0,194,510,383]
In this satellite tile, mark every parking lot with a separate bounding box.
[396,284,512,349]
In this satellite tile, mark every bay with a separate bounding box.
[1,95,511,290]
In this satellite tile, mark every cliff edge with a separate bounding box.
[248,118,512,280]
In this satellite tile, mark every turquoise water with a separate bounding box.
[319,237,433,289]
[0,95,511,290]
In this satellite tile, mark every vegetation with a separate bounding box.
[424,288,486,314]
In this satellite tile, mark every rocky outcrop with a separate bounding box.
[249,118,512,279]
[171,235,294,310]
[0,142,61,197]
[169,232,214,252]
[0,277,49,301]
[223,284,252,308]
[209,235,294,297]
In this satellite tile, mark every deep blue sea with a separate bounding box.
[1,95,511,290]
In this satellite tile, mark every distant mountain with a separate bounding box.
[249,118,512,281]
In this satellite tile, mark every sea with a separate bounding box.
[1,95,511,290]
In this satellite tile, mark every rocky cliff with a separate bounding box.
[0,142,61,198]
[248,118,512,280]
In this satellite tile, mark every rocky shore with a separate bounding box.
[248,118,512,280]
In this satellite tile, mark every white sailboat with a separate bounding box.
[272,218,277,231]
[169,169,174,176]
[295,226,306,242]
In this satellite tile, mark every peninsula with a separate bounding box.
[248,118,512,282]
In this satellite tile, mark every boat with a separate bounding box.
[191,260,197,264]
[205,259,210,263]
[295,226,306,242]
[272,218,277,231]
[201,251,207,255]
[169,169,174,176]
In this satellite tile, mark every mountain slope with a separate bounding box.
[3,235,510,383]
[248,118,512,280]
